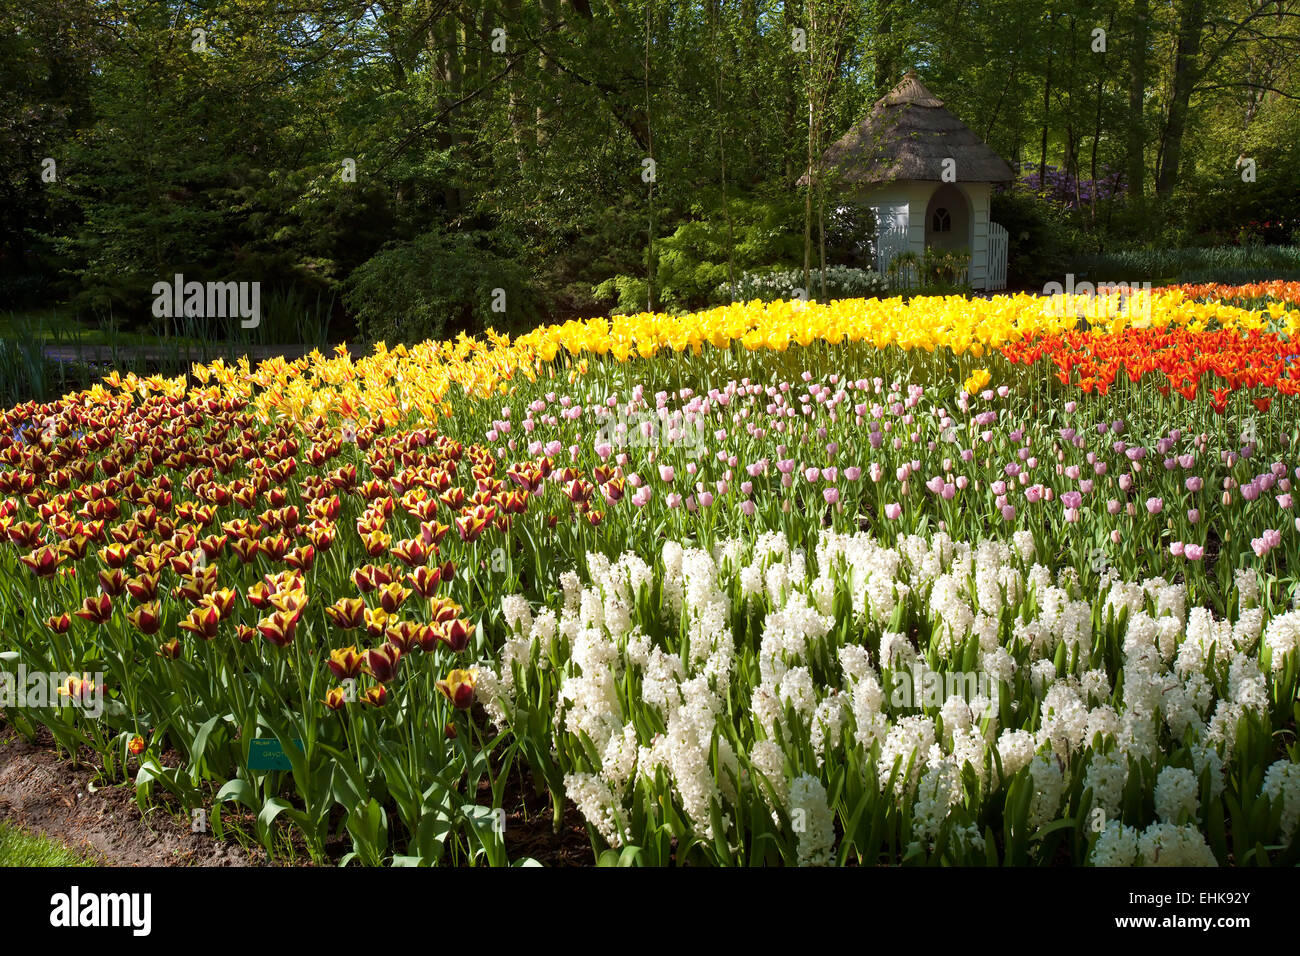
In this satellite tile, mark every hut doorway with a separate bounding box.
[924,183,971,253]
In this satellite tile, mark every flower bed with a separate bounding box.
[0,290,1297,865]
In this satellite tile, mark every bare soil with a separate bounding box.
[0,724,262,867]
[0,721,595,866]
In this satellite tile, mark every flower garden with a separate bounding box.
[1,285,1298,867]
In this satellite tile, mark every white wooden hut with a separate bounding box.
[802,71,1015,290]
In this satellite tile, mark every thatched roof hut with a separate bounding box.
[800,71,1015,187]
[800,71,1014,291]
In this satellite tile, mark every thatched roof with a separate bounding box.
[799,71,1016,188]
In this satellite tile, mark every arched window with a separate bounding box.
[932,207,951,233]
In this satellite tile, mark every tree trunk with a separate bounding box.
[537,0,559,148]
[1154,0,1205,199]
[874,0,896,93]
[644,1,655,313]
[712,3,736,298]
[504,0,531,170]
[1039,13,1053,193]
[804,93,813,298]
[818,196,827,301]
[1126,0,1148,199]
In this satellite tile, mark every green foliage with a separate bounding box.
[595,194,805,313]
[919,247,971,288]
[1075,245,1300,284]
[886,250,920,292]
[824,203,880,271]
[990,190,1088,288]
[592,275,651,316]
[345,227,536,343]
[7,0,1300,327]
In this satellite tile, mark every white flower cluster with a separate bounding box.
[1092,820,1217,867]
[789,774,835,866]
[488,525,1292,864]
[1261,759,1300,842]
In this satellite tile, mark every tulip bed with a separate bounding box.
[0,287,1298,866]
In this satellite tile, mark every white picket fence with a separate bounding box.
[987,221,1009,291]
[875,224,911,276]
